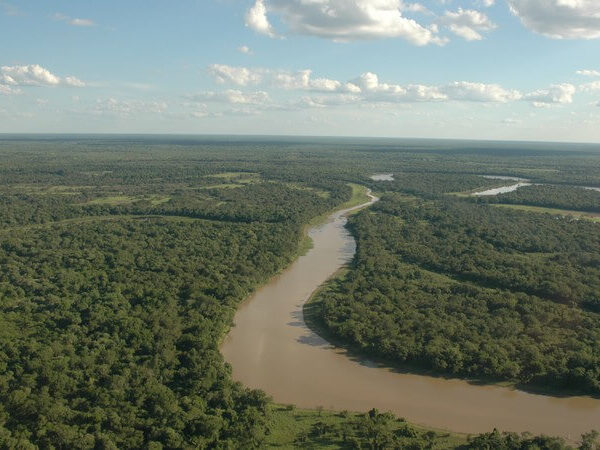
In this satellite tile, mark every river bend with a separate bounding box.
[221,193,600,440]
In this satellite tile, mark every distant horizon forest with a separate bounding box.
[1,136,600,448]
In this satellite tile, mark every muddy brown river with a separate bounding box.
[221,193,600,440]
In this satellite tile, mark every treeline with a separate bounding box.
[0,182,350,227]
[288,408,596,449]
[480,184,600,213]
[373,195,600,311]
[366,172,506,196]
[312,194,600,394]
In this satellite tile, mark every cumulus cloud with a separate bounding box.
[238,45,252,54]
[64,76,86,87]
[0,64,85,88]
[204,64,591,112]
[442,81,521,102]
[246,0,277,38]
[209,64,263,86]
[273,69,360,92]
[524,84,576,107]
[508,0,600,39]
[209,65,360,93]
[441,8,496,41]
[190,89,271,105]
[207,64,529,105]
[245,0,447,45]
[577,69,600,77]
[580,81,600,92]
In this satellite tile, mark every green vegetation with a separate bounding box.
[2,136,600,448]
[265,406,469,449]
[480,184,600,213]
[493,203,600,222]
[311,194,600,395]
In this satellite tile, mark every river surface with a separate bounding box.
[221,193,600,440]
[472,182,533,196]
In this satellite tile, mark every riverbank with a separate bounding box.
[221,187,600,441]
[265,404,469,448]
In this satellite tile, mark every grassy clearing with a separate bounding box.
[205,172,260,184]
[265,405,468,449]
[206,171,258,179]
[198,183,243,190]
[285,182,331,199]
[305,184,371,229]
[3,184,94,195]
[493,204,600,222]
[341,183,371,210]
[83,195,171,206]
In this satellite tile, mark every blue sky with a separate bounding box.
[1,0,600,142]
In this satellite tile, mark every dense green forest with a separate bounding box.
[1,136,600,448]
[480,184,600,213]
[0,138,355,448]
[312,194,600,394]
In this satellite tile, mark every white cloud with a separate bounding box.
[69,18,94,27]
[442,81,521,101]
[0,84,20,95]
[1,64,60,86]
[524,84,576,106]
[577,69,600,77]
[191,89,271,105]
[208,65,359,93]
[245,0,447,45]
[404,3,430,14]
[441,8,496,41]
[481,0,495,6]
[580,81,600,92]
[508,0,600,39]
[207,65,528,105]
[246,0,277,38]
[208,64,263,86]
[64,76,86,87]
[0,64,85,89]
[273,69,355,92]
[238,45,252,54]
[53,13,95,27]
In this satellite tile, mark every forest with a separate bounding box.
[480,184,600,213]
[312,194,600,394]
[1,136,600,448]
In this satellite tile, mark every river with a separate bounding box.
[220,192,600,440]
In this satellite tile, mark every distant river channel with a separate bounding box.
[220,190,600,441]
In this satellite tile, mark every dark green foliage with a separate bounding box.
[481,184,600,213]
[315,195,600,394]
[0,140,355,448]
[366,172,507,196]
[464,429,570,450]
[2,136,600,447]
[0,218,300,448]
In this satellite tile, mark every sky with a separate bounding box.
[1,0,600,142]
